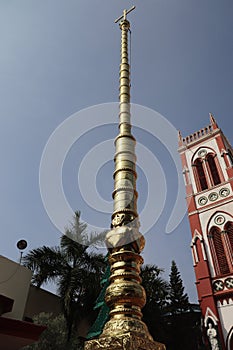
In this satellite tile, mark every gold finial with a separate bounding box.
[114,5,136,23]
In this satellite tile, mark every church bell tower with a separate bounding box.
[179,114,233,350]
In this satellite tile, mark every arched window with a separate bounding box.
[229,335,233,350]
[227,149,233,167]
[206,154,221,186]
[194,158,208,191]
[196,239,203,261]
[227,327,233,350]
[209,226,230,275]
[224,222,233,256]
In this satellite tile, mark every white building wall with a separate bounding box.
[217,300,233,347]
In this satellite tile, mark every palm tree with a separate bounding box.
[23,211,106,342]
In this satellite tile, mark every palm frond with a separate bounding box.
[86,230,108,248]
[23,210,107,339]
[64,211,89,246]
[22,246,67,287]
[60,234,87,265]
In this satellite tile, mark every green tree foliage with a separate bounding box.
[168,260,189,314]
[23,212,106,341]
[23,221,204,350]
[22,313,83,350]
[141,264,169,343]
[164,260,203,350]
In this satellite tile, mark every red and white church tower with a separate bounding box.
[179,114,233,350]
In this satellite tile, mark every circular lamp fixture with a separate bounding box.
[16,239,28,251]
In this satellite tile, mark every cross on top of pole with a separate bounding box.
[115,5,136,23]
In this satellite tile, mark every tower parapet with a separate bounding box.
[179,113,220,148]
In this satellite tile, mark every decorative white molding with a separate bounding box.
[192,146,216,163]
[208,211,233,232]
[192,229,203,244]
[190,230,207,262]
[190,248,196,266]
[204,307,218,326]
[201,240,207,261]
[193,245,198,263]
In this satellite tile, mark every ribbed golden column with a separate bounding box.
[84,8,165,350]
[112,17,138,229]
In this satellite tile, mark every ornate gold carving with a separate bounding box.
[84,333,166,350]
[102,318,151,338]
[112,213,126,227]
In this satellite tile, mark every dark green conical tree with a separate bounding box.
[23,212,106,343]
[168,260,189,315]
[165,260,205,350]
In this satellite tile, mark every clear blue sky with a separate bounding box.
[1,1,233,302]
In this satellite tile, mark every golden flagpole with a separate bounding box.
[84,7,166,350]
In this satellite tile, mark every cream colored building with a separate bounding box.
[0,255,46,349]
[0,255,32,320]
